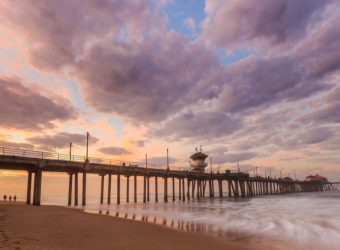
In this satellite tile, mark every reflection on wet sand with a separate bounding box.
[95,210,227,238]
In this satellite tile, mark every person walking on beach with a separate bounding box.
[14,195,17,202]
[3,194,6,201]
[9,195,12,202]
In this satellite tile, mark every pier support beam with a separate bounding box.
[178,178,182,200]
[235,180,239,197]
[155,176,158,202]
[126,176,130,203]
[202,181,206,197]
[164,177,168,202]
[187,180,190,200]
[241,180,245,198]
[248,181,253,197]
[212,179,215,197]
[200,181,204,197]
[182,178,185,201]
[228,180,232,197]
[134,175,137,203]
[117,174,121,204]
[143,176,146,203]
[33,172,38,206]
[107,174,112,204]
[218,180,223,197]
[33,170,42,206]
[74,172,78,206]
[209,179,213,198]
[147,176,150,202]
[172,177,175,201]
[82,172,86,206]
[100,174,105,204]
[68,173,73,206]
[26,171,32,204]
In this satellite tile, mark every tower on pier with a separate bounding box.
[190,147,208,173]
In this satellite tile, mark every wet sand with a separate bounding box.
[0,202,308,250]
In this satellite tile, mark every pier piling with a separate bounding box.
[134,175,137,203]
[164,177,168,202]
[68,173,73,206]
[82,172,86,206]
[155,176,158,202]
[100,174,104,204]
[143,176,146,203]
[26,171,32,204]
[126,176,130,203]
[147,176,150,202]
[107,174,112,204]
[182,178,185,201]
[74,172,78,206]
[117,174,121,204]
[172,177,175,201]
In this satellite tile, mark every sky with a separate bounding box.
[0,0,339,180]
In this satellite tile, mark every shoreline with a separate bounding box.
[0,202,315,250]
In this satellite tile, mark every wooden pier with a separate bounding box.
[0,147,339,206]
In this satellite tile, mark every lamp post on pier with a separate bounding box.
[166,148,169,171]
[69,142,72,162]
[86,132,89,163]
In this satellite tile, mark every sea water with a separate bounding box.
[82,191,340,249]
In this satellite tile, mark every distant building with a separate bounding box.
[190,150,208,173]
[305,174,328,183]
[283,177,293,181]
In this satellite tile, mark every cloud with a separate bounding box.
[72,35,220,122]
[27,132,98,150]
[1,0,220,123]
[147,156,176,165]
[206,147,258,164]
[299,127,334,145]
[152,111,242,140]
[202,0,331,52]
[295,5,340,79]
[301,87,340,124]
[0,0,161,71]
[212,151,258,164]
[217,56,326,113]
[183,17,196,31]
[129,140,145,147]
[98,146,131,156]
[0,77,77,130]
[0,140,34,150]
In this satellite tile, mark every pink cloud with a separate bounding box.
[0,76,77,130]
[202,0,331,52]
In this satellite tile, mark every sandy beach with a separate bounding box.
[0,202,311,250]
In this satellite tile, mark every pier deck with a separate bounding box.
[0,147,339,206]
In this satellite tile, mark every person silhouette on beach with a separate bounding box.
[9,195,12,202]
[14,195,17,202]
[3,194,6,201]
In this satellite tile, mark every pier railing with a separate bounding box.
[0,146,171,170]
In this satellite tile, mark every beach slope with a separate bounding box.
[0,203,255,250]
